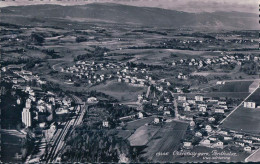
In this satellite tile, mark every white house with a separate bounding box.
[87,97,99,104]
[199,106,207,112]
[154,118,161,124]
[103,121,109,127]
[184,106,191,112]
[244,101,256,109]
[205,125,212,132]
[244,146,251,152]
[200,139,211,146]
[183,141,192,148]
[138,112,144,119]
[178,95,187,101]
[215,108,225,114]
[195,95,204,102]
[195,132,202,137]
[213,141,224,149]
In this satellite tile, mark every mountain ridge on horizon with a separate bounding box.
[0,3,258,30]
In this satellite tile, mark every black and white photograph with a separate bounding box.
[0,0,259,163]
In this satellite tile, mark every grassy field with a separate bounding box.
[125,117,155,130]
[212,81,253,92]
[221,88,260,134]
[221,106,260,134]
[90,80,147,102]
[141,121,188,162]
[116,130,134,140]
[246,88,260,105]
[1,131,25,163]
[128,125,160,146]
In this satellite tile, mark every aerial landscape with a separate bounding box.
[0,0,259,163]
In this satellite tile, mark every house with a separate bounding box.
[184,106,191,112]
[187,99,196,104]
[183,102,189,107]
[39,122,46,128]
[235,141,245,147]
[87,97,99,104]
[244,101,256,109]
[199,106,207,112]
[200,139,211,146]
[164,111,171,115]
[213,141,224,149]
[244,146,252,152]
[215,108,225,114]
[218,130,228,135]
[205,125,212,132]
[208,117,215,122]
[138,112,144,119]
[224,136,232,141]
[234,134,243,139]
[183,141,192,148]
[154,118,162,124]
[17,98,21,105]
[190,121,195,127]
[195,132,202,137]
[243,139,253,144]
[55,108,69,115]
[209,137,217,141]
[103,121,109,127]
[195,95,204,102]
[178,95,186,101]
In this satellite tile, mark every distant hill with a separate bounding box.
[0,3,258,30]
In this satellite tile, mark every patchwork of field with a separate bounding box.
[141,121,188,162]
[90,80,147,102]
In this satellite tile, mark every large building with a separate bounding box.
[22,107,31,127]
[244,101,256,109]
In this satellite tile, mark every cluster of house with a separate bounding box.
[20,86,73,129]
[172,53,253,68]
[2,68,47,86]
[61,61,114,85]
[184,127,260,153]
[117,67,151,87]
[177,95,260,153]
[177,95,230,115]
[4,67,73,131]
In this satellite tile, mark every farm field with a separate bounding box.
[128,125,160,146]
[90,80,147,102]
[116,130,134,140]
[221,106,260,134]
[141,121,188,162]
[245,88,260,105]
[125,117,155,130]
[212,81,253,92]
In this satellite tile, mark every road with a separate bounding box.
[45,95,87,163]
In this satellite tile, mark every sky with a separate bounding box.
[0,0,258,13]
